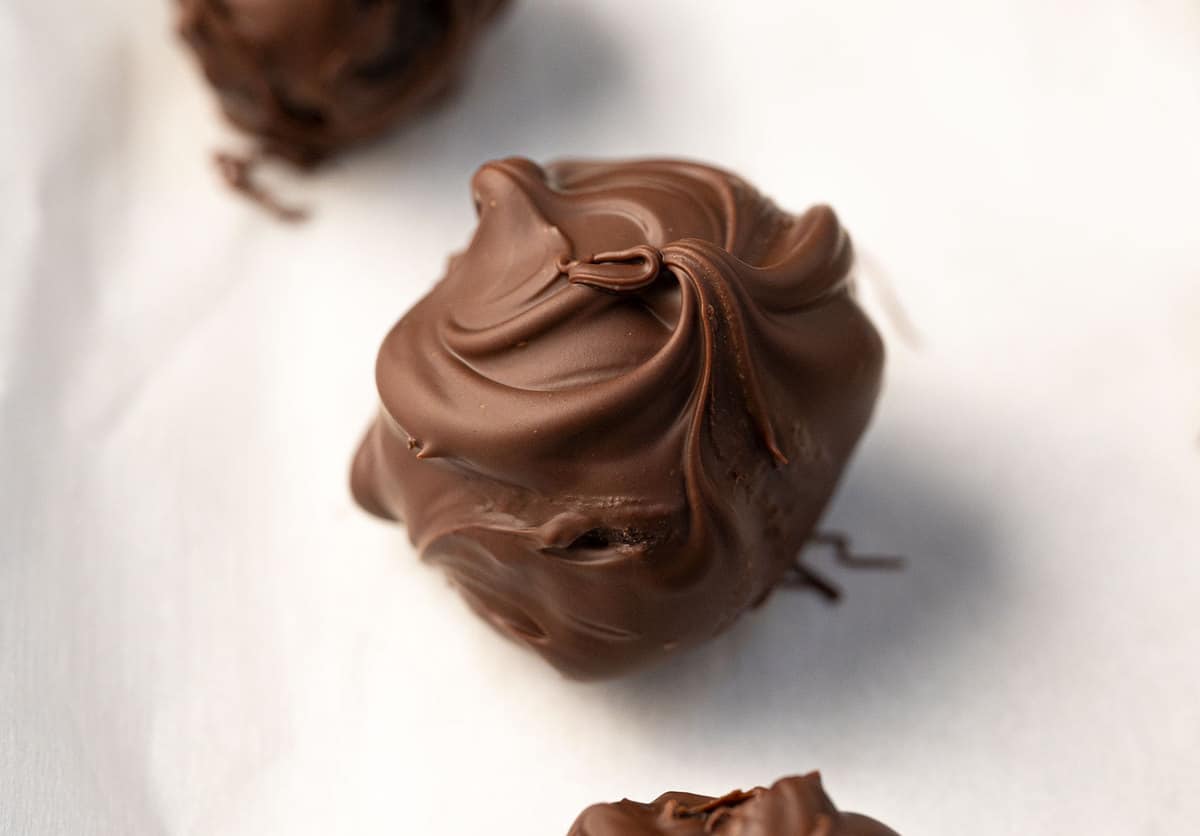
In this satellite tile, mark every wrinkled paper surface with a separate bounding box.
[3,1,1200,833]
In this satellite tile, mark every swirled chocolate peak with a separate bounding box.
[568,774,900,836]
[177,0,507,165]
[351,157,884,678]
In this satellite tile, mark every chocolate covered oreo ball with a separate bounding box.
[568,773,899,836]
[352,157,884,678]
[177,0,507,165]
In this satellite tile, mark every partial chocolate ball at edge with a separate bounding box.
[177,0,508,165]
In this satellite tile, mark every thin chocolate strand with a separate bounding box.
[214,151,308,223]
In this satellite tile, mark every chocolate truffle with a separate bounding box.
[352,157,884,678]
[568,773,899,836]
[177,0,508,165]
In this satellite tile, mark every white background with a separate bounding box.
[2,0,1199,833]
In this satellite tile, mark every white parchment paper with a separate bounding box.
[3,1,1199,833]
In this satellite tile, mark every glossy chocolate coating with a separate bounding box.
[177,0,507,164]
[568,774,899,836]
[352,158,884,678]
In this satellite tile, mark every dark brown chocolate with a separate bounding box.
[568,773,899,836]
[352,158,884,678]
[177,0,507,165]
